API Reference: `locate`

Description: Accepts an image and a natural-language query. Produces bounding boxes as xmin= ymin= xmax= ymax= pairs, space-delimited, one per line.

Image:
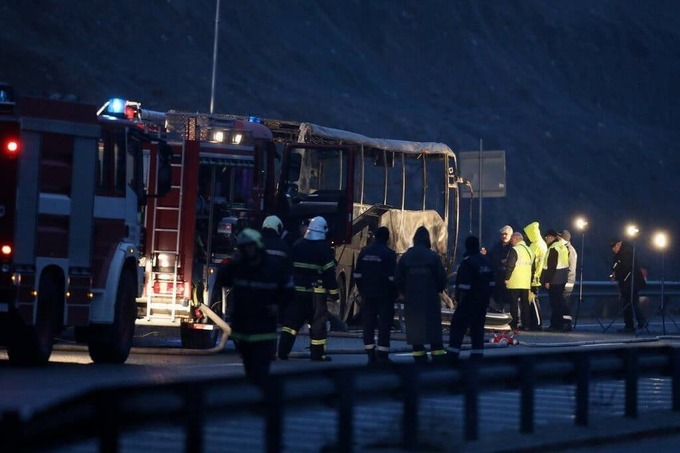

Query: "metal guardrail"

xmin=1 ymin=344 xmax=680 ymax=452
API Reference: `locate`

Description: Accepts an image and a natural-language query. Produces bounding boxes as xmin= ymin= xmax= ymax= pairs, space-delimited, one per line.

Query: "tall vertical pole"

xmin=209 ymin=0 xmax=221 ymax=114
xmin=574 ymin=231 xmax=585 ymax=329
xmin=478 ymin=139 xmax=483 ymax=245
xmin=630 ymin=240 xmax=637 ymax=328
xmin=661 ymin=249 xmax=666 ymax=335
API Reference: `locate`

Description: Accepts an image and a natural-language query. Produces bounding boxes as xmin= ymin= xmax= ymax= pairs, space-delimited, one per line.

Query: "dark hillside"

xmin=1 ymin=0 xmax=679 ymax=279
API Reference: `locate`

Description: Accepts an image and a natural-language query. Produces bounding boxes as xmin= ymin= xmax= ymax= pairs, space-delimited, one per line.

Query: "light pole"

xmin=572 ymin=217 xmax=588 ymax=329
xmin=653 ymin=232 xmax=668 ymax=334
xmin=626 ymin=224 xmax=640 ymax=331
xmin=209 ymin=0 xmax=221 ymax=114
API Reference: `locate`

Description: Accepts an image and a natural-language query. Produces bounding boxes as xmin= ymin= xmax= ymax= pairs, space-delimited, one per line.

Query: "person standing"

xmin=560 ymin=229 xmax=578 ymax=331
xmin=396 ymin=226 xmax=448 ymax=364
xmin=523 ymin=221 xmax=547 ymax=329
xmin=610 ymin=238 xmax=647 ymax=333
xmin=261 ymin=215 xmax=294 ymax=320
xmin=277 ymin=216 xmax=339 ymax=361
xmin=504 ymin=232 xmax=535 ymax=330
xmin=212 ymin=228 xmax=293 ymax=385
xmin=541 ymin=229 xmax=570 ymax=332
xmin=448 ymin=235 xmax=493 ymax=363
xmin=487 ymin=225 xmax=514 ymax=313
xmin=353 ymin=226 xmax=397 ymax=365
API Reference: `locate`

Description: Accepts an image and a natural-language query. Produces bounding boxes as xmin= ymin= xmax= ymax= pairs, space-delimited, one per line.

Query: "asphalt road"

xmin=3 ymin=319 xmax=680 ymax=452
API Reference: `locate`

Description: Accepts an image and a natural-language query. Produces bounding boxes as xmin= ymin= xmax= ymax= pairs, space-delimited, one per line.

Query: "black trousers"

xmin=278 ymin=292 xmax=328 ymax=360
xmin=548 ymin=284 xmax=566 ymax=328
xmin=448 ymin=300 xmax=487 ymax=354
xmin=621 ymin=289 xmax=646 ymax=328
xmin=507 ymin=288 xmax=530 ymax=330
xmin=362 ymin=294 xmax=395 ymax=349
xmin=236 ymin=339 xmax=276 ymax=385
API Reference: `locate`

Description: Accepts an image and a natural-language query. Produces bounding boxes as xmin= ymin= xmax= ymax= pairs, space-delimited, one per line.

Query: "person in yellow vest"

xmin=504 ymin=232 xmax=536 ymax=330
xmin=541 ymin=229 xmax=570 ymax=332
xmin=523 ymin=221 xmax=548 ymax=329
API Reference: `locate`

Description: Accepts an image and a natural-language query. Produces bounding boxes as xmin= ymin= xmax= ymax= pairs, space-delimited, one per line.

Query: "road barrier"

xmin=1 ymin=343 xmax=680 ymax=452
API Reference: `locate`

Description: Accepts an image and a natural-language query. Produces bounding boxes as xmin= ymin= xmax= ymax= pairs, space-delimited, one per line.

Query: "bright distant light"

xmin=213 ymin=130 xmax=224 ymax=142
xmin=574 ymin=217 xmax=588 ymax=231
xmin=1 ymin=244 xmax=11 ymax=255
xmin=232 ymin=133 xmax=243 ymax=145
xmin=626 ymin=224 xmax=639 ymax=238
xmin=653 ymin=232 xmax=668 ymax=250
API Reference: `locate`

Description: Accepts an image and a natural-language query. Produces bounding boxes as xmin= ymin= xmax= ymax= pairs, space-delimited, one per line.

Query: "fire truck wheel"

xmin=7 ymin=275 xmax=61 ymax=365
xmin=88 ymin=269 xmax=137 ymax=364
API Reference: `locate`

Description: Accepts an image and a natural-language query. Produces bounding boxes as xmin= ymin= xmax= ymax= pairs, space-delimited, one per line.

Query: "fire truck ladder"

xmin=146 ymin=148 xmax=187 ymax=324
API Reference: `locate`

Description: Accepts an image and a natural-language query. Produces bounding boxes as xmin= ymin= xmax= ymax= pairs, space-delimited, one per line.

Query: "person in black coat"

xmin=610 ymin=238 xmax=647 ymax=332
xmin=395 ymin=226 xmax=448 ymax=364
xmin=261 ymin=215 xmax=294 ymax=317
xmin=486 ymin=225 xmax=513 ymax=313
xmin=213 ymin=228 xmax=294 ymax=385
xmin=448 ymin=235 xmax=494 ymax=363
xmin=354 ymin=226 xmax=397 ymax=365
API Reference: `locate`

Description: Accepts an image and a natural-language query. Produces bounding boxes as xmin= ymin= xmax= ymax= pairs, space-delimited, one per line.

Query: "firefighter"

xmin=542 ymin=229 xmax=570 ymax=332
xmin=448 ymin=235 xmax=493 ymax=363
xmin=353 ymin=226 xmax=397 ymax=365
xmin=278 ymin=216 xmax=339 ymax=361
xmin=261 ymin=215 xmax=294 ymax=317
xmin=396 ymin=226 xmax=448 ymax=364
xmin=212 ymin=228 xmax=293 ymax=385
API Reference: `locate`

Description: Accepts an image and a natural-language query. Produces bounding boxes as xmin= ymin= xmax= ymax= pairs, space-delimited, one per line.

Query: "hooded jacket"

xmin=523 ymin=222 xmax=548 ymax=288
xmin=395 ymin=227 xmax=447 ymax=345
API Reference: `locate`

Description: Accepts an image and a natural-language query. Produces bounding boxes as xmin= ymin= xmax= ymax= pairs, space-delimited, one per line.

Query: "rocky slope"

xmin=1 ymin=0 xmax=679 ymax=279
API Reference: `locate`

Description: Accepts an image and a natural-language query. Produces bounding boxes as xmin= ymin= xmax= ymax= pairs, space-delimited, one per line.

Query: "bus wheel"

xmin=7 ymin=275 xmax=61 ymax=365
xmin=337 ymin=275 xmax=349 ymax=323
xmin=89 ymin=269 xmax=136 ymax=364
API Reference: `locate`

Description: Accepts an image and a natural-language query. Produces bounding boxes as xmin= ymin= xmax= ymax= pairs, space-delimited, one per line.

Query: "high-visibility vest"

xmin=543 ymin=241 xmax=569 ymax=283
xmin=506 ymin=242 xmax=534 ymax=289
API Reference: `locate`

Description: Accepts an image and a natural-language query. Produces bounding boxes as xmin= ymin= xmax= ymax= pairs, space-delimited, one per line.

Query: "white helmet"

xmin=262 ymin=215 xmax=283 ymax=236
xmin=305 ymin=216 xmax=328 ymax=240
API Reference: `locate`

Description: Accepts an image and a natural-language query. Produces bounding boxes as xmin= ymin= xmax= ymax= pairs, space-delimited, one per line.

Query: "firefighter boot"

xmin=366 ymin=347 xmax=378 ymax=366
xmin=277 ymin=330 xmax=296 ymax=360
xmin=375 ymin=349 xmax=392 ymax=365
xmin=310 ymin=340 xmax=331 ymax=361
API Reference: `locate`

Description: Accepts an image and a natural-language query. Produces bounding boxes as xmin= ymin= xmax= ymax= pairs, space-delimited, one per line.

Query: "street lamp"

xmin=626 ymin=224 xmax=640 ymax=332
xmin=653 ymin=232 xmax=668 ymax=334
xmin=572 ymin=217 xmax=588 ymax=328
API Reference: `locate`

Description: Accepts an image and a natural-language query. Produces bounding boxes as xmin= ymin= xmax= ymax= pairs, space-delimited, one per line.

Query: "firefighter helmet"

xmin=236 ymin=228 xmax=264 ymax=249
xmin=305 ymin=216 xmax=328 ymax=240
xmin=262 ymin=215 xmax=284 ymax=236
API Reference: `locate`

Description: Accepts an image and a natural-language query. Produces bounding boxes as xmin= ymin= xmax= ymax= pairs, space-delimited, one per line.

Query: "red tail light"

xmin=1 ymin=244 xmax=11 ymax=256
xmin=4 ymin=138 xmax=19 ymax=155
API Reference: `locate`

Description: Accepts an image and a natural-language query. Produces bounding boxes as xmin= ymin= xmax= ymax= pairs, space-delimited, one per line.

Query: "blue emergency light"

xmin=108 ymin=98 xmax=126 ymax=115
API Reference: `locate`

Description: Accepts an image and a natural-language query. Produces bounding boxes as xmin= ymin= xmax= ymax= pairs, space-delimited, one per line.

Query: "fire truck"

xmin=108 ymin=100 xmax=278 ymax=348
xmin=0 ymin=85 xmax=172 ymax=365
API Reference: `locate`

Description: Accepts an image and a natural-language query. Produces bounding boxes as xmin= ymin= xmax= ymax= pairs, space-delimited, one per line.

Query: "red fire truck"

xmin=110 ymin=100 xmax=278 ymax=348
xmin=0 ymin=86 xmax=172 ymax=365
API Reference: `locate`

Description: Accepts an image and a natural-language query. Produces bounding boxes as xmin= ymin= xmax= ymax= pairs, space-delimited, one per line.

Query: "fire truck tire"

xmin=7 ymin=275 xmax=60 ymax=365
xmin=88 ymin=269 xmax=136 ymax=364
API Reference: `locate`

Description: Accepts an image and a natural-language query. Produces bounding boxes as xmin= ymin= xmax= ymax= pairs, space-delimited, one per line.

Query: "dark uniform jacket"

xmin=488 ymin=240 xmax=512 ymax=285
xmin=395 ymin=228 xmax=447 ymax=345
xmin=291 ymin=238 xmax=339 ymax=298
xmin=455 ymin=251 xmax=493 ymax=306
xmin=354 ymin=238 xmax=397 ymax=300
xmin=612 ymin=241 xmax=646 ymax=293
xmin=214 ymin=250 xmax=293 ymax=340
